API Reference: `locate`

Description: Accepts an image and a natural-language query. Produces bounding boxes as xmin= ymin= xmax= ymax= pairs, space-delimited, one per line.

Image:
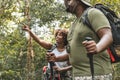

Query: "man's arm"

xmin=82 ymin=27 xmax=113 ymax=54
xmin=96 ymin=27 xmax=113 ymax=53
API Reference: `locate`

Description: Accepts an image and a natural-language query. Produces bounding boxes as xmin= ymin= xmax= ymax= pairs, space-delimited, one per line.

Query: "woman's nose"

xmin=56 ymin=35 xmax=60 ymax=38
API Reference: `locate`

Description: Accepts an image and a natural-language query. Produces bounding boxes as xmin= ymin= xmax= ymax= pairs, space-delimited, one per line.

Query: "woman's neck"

xmin=57 ymin=43 xmax=65 ymax=48
xmin=57 ymin=44 xmax=66 ymax=52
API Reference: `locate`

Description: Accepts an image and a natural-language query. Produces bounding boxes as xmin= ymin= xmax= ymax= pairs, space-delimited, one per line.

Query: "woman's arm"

xmin=46 ymin=53 xmax=69 ymax=62
xmin=22 ymin=25 xmax=52 ymax=49
xmin=53 ymin=65 xmax=72 ymax=72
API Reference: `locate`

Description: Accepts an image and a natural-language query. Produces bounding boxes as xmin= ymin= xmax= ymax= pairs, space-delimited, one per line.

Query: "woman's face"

xmin=55 ymin=32 xmax=64 ymax=44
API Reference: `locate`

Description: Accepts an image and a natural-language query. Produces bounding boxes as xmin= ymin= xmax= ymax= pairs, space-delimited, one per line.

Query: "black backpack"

xmin=82 ymin=4 xmax=120 ymax=63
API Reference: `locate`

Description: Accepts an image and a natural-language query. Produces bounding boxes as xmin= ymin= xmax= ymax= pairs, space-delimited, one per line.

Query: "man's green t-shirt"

xmin=67 ymin=8 xmax=112 ymax=77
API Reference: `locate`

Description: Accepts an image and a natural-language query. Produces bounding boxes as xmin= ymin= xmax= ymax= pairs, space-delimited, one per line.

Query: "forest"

xmin=0 ymin=0 xmax=120 ymax=80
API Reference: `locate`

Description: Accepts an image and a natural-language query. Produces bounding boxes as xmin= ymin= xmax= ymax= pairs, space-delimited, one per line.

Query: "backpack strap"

xmin=81 ymin=7 xmax=99 ymax=39
xmin=47 ymin=43 xmax=57 ymax=52
xmin=51 ymin=43 xmax=57 ymax=51
xmin=82 ymin=7 xmax=95 ymax=32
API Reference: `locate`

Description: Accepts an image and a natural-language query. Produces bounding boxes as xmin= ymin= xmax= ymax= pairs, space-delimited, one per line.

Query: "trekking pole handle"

xmin=47 ymin=50 xmax=55 ymax=66
xmin=47 ymin=50 xmax=55 ymax=77
xmin=85 ymin=37 xmax=92 ymax=41
xmin=85 ymin=37 xmax=93 ymax=56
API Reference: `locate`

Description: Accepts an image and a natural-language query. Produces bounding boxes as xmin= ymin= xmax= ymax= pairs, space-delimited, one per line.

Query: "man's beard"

xmin=65 ymin=4 xmax=78 ymax=14
xmin=65 ymin=6 xmax=74 ymax=14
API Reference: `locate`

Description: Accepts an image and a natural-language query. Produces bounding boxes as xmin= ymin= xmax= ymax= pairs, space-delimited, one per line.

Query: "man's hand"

xmin=82 ymin=40 xmax=97 ymax=54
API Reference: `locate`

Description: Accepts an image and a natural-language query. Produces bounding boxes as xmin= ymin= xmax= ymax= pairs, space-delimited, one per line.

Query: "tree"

xmin=0 ymin=0 xmax=120 ymax=80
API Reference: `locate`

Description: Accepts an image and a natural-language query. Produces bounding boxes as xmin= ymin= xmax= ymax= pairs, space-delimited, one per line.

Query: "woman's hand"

xmin=53 ymin=66 xmax=63 ymax=72
xmin=22 ymin=25 xmax=30 ymax=32
xmin=46 ymin=52 xmax=56 ymax=62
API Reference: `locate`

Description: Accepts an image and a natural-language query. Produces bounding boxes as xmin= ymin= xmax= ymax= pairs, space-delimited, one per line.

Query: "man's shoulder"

xmin=88 ymin=7 xmax=103 ymax=16
xmin=81 ymin=7 xmax=104 ymax=22
xmin=87 ymin=7 xmax=107 ymax=23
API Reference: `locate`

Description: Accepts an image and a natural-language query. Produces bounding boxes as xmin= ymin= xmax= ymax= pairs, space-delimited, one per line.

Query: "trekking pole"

xmin=47 ymin=50 xmax=55 ymax=80
xmin=85 ymin=37 xmax=94 ymax=80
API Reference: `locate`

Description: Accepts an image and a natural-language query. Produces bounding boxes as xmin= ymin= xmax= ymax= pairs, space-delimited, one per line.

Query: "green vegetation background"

xmin=0 ymin=0 xmax=120 ymax=80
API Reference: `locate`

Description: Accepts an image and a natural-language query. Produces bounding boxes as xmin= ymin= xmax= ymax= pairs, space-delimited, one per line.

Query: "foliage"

xmin=0 ymin=0 xmax=120 ymax=80
xmin=91 ymin=0 xmax=120 ymax=17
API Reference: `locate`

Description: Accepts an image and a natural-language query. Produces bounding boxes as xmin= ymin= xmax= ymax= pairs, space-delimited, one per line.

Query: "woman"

xmin=22 ymin=25 xmax=72 ymax=80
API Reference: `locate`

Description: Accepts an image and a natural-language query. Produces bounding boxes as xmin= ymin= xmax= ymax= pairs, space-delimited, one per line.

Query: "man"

xmin=47 ymin=0 xmax=113 ymax=80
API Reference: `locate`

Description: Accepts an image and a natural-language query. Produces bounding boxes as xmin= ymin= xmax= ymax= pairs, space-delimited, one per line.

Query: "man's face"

xmin=64 ymin=0 xmax=78 ymax=14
